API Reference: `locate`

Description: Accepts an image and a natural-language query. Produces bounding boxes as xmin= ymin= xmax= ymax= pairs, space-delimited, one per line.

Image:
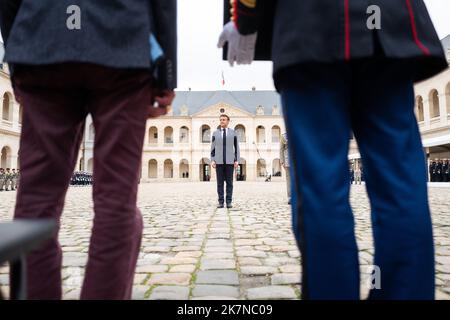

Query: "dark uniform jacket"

xmin=224 ymin=0 xmax=447 ymax=85
xmin=0 ymin=0 xmax=177 ymax=88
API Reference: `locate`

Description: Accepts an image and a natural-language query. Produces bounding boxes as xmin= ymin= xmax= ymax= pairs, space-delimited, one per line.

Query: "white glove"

xmin=217 ymin=21 xmax=257 ymax=67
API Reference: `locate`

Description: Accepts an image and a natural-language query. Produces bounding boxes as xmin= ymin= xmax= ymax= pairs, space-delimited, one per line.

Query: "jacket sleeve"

xmin=225 ymin=0 xmax=265 ymax=35
xmin=234 ymin=133 xmax=240 ymax=163
xmin=149 ymin=0 xmax=177 ymax=89
xmin=0 ymin=0 xmax=22 ymax=45
xmin=210 ymin=133 xmax=216 ymax=162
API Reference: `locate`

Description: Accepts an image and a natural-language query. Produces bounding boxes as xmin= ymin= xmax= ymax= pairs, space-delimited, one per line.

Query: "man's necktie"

xmin=223 ymin=128 xmax=226 ymax=164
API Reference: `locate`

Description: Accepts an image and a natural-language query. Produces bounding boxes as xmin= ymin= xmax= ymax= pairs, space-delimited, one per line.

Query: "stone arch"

xmin=236 ymin=157 xmax=246 ymax=181
xmin=257 ymin=159 xmax=267 ymax=177
xmin=271 ymin=125 xmax=281 ymax=143
xmin=256 ymin=125 xmax=266 ymax=143
xmin=164 ymin=159 xmax=173 ymax=178
xmin=148 ymin=159 xmax=158 ymax=178
xmin=429 ymin=89 xmax=440 ymax=118
xmin=149 ymin=126 xmax=158 ymax=144
xmin=272 ymin=158 xmax=282 ymax=177
xmin=88 ymin=123 xmax=95 ymax=141
xmin=416 ymin=96 xmax=424 ymax=122
xmin=445 ymin=82 xmax=450 ymax=114
xmin=164 ymin=126 xmax=173 ymax=144
xmin=179 ymin=126 xmax=189 ymax=143
xmin=234 ymin=124 xmax=246 ymax=142
xmin=179 ymin=159 xmax=189 ymax=178
xmin=2 ymin=92 xmax=13 ymax=121
xmin=1 ymin=145 xmax=12 ymax=168
xmin=200 ymin=124 xmax=211 ymax=143
xmin=199 ymin=158 xmax=211 ymax=181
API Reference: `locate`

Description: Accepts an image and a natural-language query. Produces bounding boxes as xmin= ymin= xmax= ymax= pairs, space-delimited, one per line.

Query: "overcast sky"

xmin=177 ymin=0 xmax=450 ymax=91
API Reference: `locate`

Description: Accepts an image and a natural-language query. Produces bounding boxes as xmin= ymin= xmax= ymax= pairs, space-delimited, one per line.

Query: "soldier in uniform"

xmin=280 ymin=132 xmax=291 ymax=204
xmin=429 ymin=159 xmax=436 ymax=182
xmin=219 ymin=0 xmax=447 ymax=299
xmin=436 ymin=159 xmax=443 ymax=182
xmin=16 ymin=168 xmax=20 ymax=190
xmin=0 ymin=168 xmax=4 ymax=191
xmin=443 ymin=159 xmax=449 ymax=183
xmin=447 ymin=159 xmax=450 ymax=182
xmin=4 ymin=168 xmax=12 ymax=191
xmin=11 ymin=168 xmax=17 ymax=190
xmin=349 ymin=166 xmax=354 ymax=185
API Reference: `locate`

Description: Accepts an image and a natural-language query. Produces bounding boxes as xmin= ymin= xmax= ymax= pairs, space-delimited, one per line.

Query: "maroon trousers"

xmin=11 ymin=63 xmax=151 ymax=299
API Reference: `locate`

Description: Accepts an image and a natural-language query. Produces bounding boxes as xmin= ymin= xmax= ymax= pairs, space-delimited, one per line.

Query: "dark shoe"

xmin=217 ymin=203 xmax=224 ymax=208
xmin=226 ymin=203 xmax=232 ymax=208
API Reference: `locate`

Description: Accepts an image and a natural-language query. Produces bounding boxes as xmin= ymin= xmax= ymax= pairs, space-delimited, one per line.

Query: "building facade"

xmin=0 ymin=62 xmax=21 ymax=170
xmin=2 ymin=36 xmax=450 ymax=182
xmin=79 ymin=90 xmax=286 ymax=182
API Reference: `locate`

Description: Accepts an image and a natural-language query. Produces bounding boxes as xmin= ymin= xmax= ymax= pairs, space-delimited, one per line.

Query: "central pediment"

xmin=192 ymin=102 xmax=254 ymax=118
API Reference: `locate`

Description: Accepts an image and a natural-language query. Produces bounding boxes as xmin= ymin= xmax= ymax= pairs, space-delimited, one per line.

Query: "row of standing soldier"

xmin=70 ymin=171 xmax=93 ymax=186
xmin=0 ymin=168 xmax=20 ymax=191
xmin=429 ymin=159 xmax=450 ymax=182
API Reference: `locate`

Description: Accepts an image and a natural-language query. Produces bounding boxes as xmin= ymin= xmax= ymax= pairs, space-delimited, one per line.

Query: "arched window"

xmin=257 ymin=159 xmax=267 ymax=177
xmin=88 ymin=123 xmax=95 ymax=141
xmin=445 ymin=82 xmax=450 ymax=115
xmin=429 ymin=89 xmax=440 ymax=118
xmin=179 ymin=159 xmax=189 ymax=178
xmin=180 ymin=126 xmax=189 ymax=143
xmin=148 ymin=159 xmax=158 ymax=178
xmin=164 ymin=126 xmax=173 ymax=144
xmin=2 ymin=92 xmax=12 ymax=121
xmin=1 ymin=146 xmax=11 ymax=168
xmin=256 ymin=126 xmax=266 ymax=143
xmin=234 ymin=124 xmax=246 ymax=142
xmin=416 ymin=96 xmax=424 ymax=122
xmin=164 ymin=159 xmax=173 ymax=178
xmin=149 ymin=126 xmax=158 ymax=144
xmin=272 ymin=159 xmax=282 ymax=177
xmin=201 ymin=125 xmax=211 ymax=143
xmin=271 ymin=125 xmax=281 ymax=143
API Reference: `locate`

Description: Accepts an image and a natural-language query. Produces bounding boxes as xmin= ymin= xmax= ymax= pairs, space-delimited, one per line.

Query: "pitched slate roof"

xmin=172 ymin=90 xmax=282 ymax=116
xmin=0 ymin=42 xmax=5 ymax=63
xmin=442 ymin=35 xmax=450 ymax=62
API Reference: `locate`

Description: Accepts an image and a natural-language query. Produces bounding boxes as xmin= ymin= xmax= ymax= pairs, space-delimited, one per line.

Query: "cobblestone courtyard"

xmin=1 ymin=181 xmax=450 ymax=300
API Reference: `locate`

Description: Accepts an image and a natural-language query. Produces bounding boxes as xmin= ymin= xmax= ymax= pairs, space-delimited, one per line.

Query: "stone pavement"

xmin=0 ymin=182 xmax=449 ymax=300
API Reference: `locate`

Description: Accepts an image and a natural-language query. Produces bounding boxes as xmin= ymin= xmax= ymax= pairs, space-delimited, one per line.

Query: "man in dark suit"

xmin=210 ymin=114 xmax=240 ymax=208
xmin=219 ymin=0 xmax=447 ymax=299
xmin=0 ymin=0 xmax=176 ymax=299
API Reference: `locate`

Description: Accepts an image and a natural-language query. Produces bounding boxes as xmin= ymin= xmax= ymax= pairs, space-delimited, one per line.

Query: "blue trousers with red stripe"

xmin=280 ymin=60 xmax=435 ymax=300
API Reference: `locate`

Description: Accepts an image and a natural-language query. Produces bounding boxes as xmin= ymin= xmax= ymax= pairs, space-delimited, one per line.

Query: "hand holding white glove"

xmin=217 ymin=21 xmax=257 ymax=67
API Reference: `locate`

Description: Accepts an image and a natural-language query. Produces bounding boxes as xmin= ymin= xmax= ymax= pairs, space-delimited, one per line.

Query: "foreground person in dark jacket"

xmin=219 ymin=0 xmax=448 ymax=299
xmin=0 ymin=0 xmax=176 ymax=299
